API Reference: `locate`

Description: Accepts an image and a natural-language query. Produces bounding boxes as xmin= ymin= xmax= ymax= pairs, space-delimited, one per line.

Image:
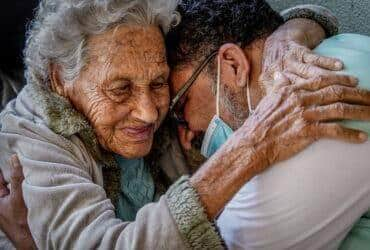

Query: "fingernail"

xmin=350 ymin=76 xmax=359 ymax=85
xmin=359 ymin=132 xmax=368 ymax=141
xmin=335 ymin=61 xmax=343 ymax=70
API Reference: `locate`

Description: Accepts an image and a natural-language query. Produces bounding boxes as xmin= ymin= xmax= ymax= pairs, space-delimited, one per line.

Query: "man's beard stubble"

xmin=183 ymin=79 xmax=250 ymax=172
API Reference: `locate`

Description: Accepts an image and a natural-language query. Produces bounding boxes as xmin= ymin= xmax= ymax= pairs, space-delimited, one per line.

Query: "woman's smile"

xmin=121 ymin=124 xmax=154 ymax=141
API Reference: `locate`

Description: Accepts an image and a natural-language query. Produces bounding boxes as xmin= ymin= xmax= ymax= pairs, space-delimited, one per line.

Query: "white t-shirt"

xmin=217 ymin=140 xmax=370 ymax=250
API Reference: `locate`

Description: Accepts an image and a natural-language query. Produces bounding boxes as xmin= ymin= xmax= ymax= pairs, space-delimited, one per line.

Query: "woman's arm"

xmin=261 ymin=5 xmax=342 ymax=92
xmin=191 ymin=72 xmax=370 ymax=219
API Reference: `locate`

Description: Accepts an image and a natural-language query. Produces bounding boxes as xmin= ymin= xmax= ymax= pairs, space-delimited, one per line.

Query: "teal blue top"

xmin=114 ymin=155 xmax=155 ymax=221
xmin=314 ymin=34 xmax=370 ymax=250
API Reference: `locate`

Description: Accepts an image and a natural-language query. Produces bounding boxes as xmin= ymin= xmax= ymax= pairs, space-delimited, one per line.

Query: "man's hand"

xmin=0 ymin=155 xmax=36 ymax=250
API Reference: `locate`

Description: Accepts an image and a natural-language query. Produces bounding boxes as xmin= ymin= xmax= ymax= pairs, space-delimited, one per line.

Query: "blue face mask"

xmin=200 ymin=115 xmax=234 ymax=158
xmin=200 ymin=55 xmax=254 ymax=158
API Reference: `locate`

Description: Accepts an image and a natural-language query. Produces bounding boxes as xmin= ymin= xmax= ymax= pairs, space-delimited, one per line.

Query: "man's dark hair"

xmin=166 ymin=0 xmax=284 ymax=68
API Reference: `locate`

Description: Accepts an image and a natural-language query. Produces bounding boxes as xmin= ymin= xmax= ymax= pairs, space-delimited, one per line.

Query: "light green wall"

xmin=267 ymin=0 xmax=370 ymax=35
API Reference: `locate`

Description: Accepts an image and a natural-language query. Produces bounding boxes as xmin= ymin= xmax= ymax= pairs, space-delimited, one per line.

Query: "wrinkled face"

xmin=65 ymin=25 xmax=170 ymax=159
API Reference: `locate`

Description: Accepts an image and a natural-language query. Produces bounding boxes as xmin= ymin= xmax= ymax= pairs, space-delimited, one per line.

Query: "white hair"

xmin=24 ymin=0 xmax=180 ymax=86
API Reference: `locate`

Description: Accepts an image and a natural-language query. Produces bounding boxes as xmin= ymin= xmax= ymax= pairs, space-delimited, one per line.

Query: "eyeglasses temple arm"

xmin=169 ymin=51 xmax=218 ymax=112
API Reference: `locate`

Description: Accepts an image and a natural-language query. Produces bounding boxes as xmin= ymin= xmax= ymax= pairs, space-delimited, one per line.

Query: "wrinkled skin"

xmin=190 ymin=71 xmax=370 ymax=218
xmin=171 ymin=21 xmax=370 ymax=217
xmin=3 ymin=19 xmax=370 ymax=247
xmin=260 ymin=18 xmax=344 ymax=93
xmin=0 ymin=24 xmax=171 ymax=249
xmin=170 ymin=20 xmax=363 ymax=153
xmin=54 ymin=25 xmax=170 ymax=159
xmin=0 ymin=156 xmax=36 ymax=250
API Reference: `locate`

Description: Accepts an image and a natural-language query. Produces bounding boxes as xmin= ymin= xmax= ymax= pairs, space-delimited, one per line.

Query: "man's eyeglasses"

xmin=169 ymin=51 xmax=218 ymax=126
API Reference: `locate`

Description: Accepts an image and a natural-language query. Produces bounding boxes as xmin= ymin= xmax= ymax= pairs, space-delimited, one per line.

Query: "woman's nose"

xmin=131 ymin=91 xmax=158 ymax=124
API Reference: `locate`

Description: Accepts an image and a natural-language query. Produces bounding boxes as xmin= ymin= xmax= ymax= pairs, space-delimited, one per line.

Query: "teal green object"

xmin=314 ymin=33 xmax=370 ymax=135
xmin=114 ymin=155 xmax=155 ymax=221
xmin=339 ymin=217 xmax=370 ymax=250
xmin=314 ymin=34 xmax=370 ymax=250
xmin=200 ymin=116 xmax=234 ymax=158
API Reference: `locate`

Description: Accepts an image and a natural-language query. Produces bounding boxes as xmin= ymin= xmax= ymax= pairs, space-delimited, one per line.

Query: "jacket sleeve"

xmin=0 ymin=111 xmax=223 ymax=249
xmin=280 ymin=4 xmax=339 ymax=37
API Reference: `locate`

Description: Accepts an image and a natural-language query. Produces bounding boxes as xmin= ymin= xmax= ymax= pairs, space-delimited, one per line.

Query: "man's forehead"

xmin=169 ymin=65 xmax=195 ymax=97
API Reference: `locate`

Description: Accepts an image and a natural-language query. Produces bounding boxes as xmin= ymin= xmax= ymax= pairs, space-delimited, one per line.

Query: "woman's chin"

xmin=113 ymin=140 xmax=153 ymax=159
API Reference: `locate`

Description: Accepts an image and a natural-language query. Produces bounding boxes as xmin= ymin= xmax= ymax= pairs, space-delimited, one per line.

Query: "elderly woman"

xmin=0 ymin=0 xmax=367 ymax=249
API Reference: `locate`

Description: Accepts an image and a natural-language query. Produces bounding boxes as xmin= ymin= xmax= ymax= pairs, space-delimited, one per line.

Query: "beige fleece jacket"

xmin=0 ymin=84 xmax=223 ymax=250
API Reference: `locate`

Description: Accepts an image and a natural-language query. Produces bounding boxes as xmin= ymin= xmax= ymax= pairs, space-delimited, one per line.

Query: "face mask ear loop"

xmin=246 ymin=76 xmax=254 ymax=115
xmin=216 ymin=54 xmax=221 ymax=117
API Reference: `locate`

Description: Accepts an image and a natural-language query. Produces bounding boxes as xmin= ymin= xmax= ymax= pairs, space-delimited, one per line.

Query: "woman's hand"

xmin=261 ymin=40 xmax=343 ymax=93
xmin=239 ymin=72 xmax=369 ymax=172
xmin=0 ymin=155 xmax=36 ymax=250
xmin=261 ymin=18 xmax=343 ymax=93
xmin=192 ymin=73 xmax=370 ymax=219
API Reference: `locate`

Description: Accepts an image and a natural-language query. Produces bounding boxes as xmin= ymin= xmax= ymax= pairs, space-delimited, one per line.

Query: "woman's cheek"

xmin=151 ymin=90 xmax=169 ymax=130
xmin=158 ymin=87 xmax=170 ymax=109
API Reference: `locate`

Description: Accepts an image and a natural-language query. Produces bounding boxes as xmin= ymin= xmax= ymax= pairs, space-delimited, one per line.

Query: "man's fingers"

xmin=303 ymin=52 xmax=343 ymax=71
xmin=10 ymin=155 xmax=24 ymax=193
xmin=304 ymin=103 xmax=370 ymax=122
xmin=313 ymin=123 xmax=368 ymax=143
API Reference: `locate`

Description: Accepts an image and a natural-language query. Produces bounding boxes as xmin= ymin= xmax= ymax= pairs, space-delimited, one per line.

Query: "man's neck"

xmin=242 ymin=38 xmax=266 ymax=115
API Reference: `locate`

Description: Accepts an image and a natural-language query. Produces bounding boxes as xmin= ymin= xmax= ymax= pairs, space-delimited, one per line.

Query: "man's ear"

xmin=177 ymin=126 xmax=195 ymax=151
xmin=49 ymin=63 xmax=66 ymax=97
xmin=218 ymin=43 xmax=250 ymax=87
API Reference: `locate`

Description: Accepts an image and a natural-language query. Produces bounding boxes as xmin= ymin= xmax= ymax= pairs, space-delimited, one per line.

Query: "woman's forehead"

xmin=86 ymin=25 xmax=169 ymax=82
xmin=88 ymin=25 xmax=166 ymax=63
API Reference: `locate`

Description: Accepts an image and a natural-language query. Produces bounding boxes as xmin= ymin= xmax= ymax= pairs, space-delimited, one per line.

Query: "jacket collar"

xmin=26 ymin=83 xmax=118 ymax=169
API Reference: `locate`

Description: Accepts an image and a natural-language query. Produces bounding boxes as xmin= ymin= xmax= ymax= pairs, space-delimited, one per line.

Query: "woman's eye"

xmin=151 ymin=82 xmax=167 ymax=90
xmin=110 ymin=85 xmax=130 ymax=96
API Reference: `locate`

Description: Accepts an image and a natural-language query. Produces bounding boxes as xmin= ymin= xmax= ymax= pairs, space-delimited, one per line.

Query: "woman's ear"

xmin=218 ymin=43 xmax=250 ymax=87
xmin=49 ymin=64 xmax=66 ymax=97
